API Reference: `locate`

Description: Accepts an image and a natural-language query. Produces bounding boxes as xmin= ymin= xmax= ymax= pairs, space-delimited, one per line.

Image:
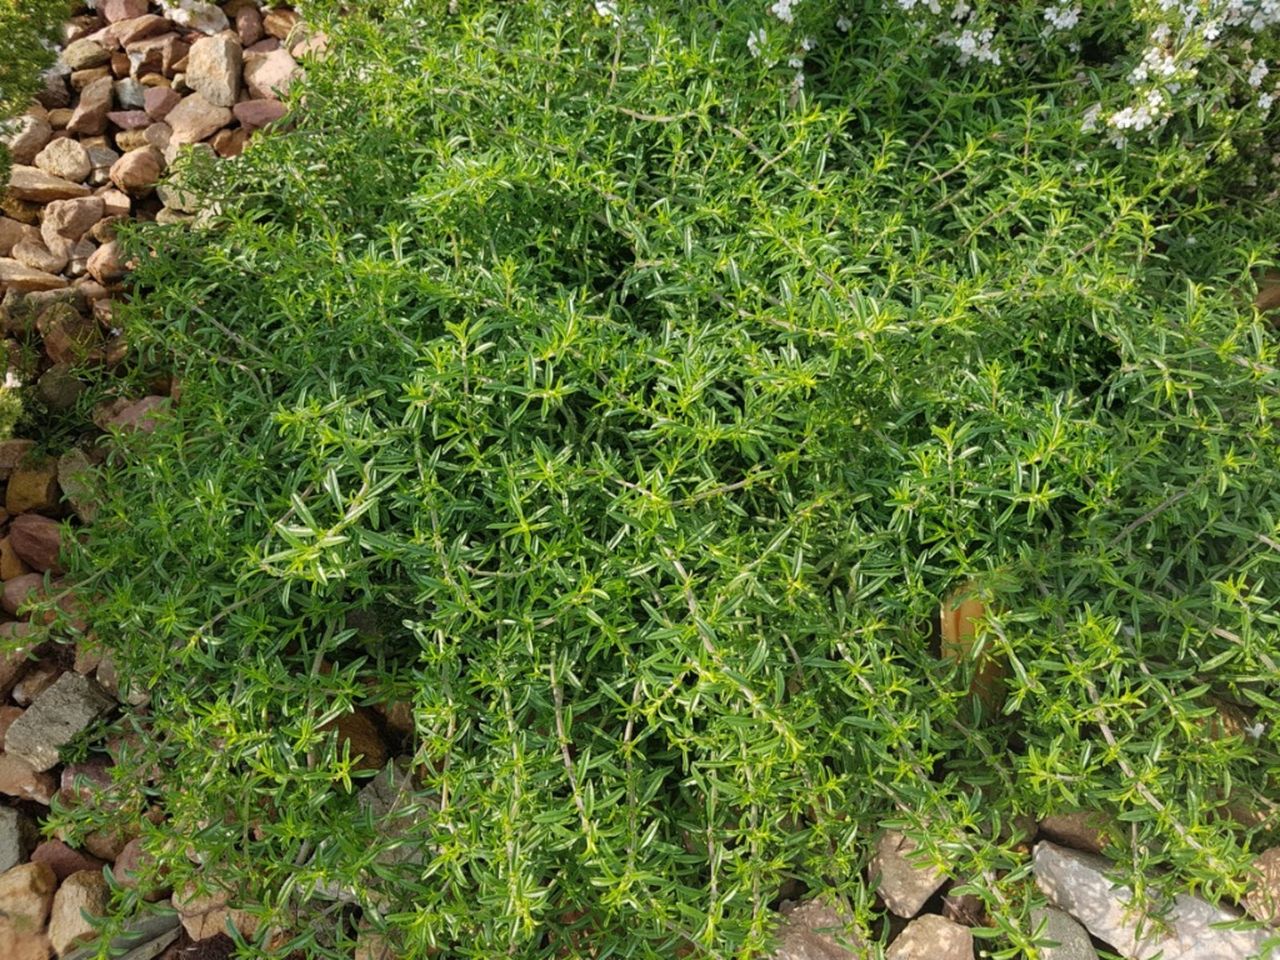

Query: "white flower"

xmin=769 ymin=0 xmax=797 ymax=24
xmin=1043 ymin=2 xmax=1081 ymax=32
xmin=788 ymin=55 xmax=805 ymax=69
xmin=947 ymin=25 xmax=1000 ymax=65
xmin=793 ymin=70 xmax=805 ymax=89
xmin=1081 ymin=103 xmax=1102 ymax=132
xmin=836 ymin=15 xmax=851 ymax=32
xmin=801 ymin=35 xmax=816 ymax=51
xmin=1248 ymin=59 xmax=1269 ymax=88
xmin=593 ymin=0 xmax=618 ymax=20
xmin=1260 ymin=91 xmax=1275 ymax=111
xmin=1131 ymin=46 xmax=1178 ymax=84
xmin=747 ymin=27 xmax=766 ymax=58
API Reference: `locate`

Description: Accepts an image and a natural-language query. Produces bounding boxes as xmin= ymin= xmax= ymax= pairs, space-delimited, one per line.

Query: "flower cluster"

xmin=1087 ymin=1 xmax=1280 ymax=144
xmin=747 ymin=0 xmax=1280 ymax=148
xmin=1043 ymin=3 xmax=1081 ymax=32
xmin=751 ymin=0 xmax=812 ymax=91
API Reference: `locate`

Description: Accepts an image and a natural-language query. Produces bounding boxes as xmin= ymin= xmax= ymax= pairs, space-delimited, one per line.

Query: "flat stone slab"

xmin=0 ymin=258 xmax=68 ymax=293
xmin=1034 ymin=842 xmax=1276 ymax=960
xmin=1030 ymin=905 xmax=1098 ymax=960
xmin=4 ymin=672 xmax=114 ymax=771
xmin=358 ymin=758 xmax=428 ymax=867
xmin=887 ymin=914 xmax=973 ymax=960
xmin=63 ymin=909 xmax=181 ymax=960
xmin=869 ymin=829 xmax=946 ymax=918
xmin=770 ymin=897 xmax=864 ymax=959
xmin=7 ymin=165 xmax=91 ymax=202
xmin=1244 ymin=847 xmax=1280 ymax=926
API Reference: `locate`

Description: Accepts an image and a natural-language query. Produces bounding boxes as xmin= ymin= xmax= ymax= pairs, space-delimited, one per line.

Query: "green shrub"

xmin=58 ymin=1 xmax=1280 ymax=957
xmin=0 ymin=0 xmax=70 ymax=181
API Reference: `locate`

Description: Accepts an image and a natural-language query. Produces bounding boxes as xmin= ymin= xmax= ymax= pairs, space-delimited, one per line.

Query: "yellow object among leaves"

xmin=939 ymin=582 xmax=1006 ymax=714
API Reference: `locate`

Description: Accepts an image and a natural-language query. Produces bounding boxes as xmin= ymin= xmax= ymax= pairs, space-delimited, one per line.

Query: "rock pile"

xmin=1 ymin=0 xmax=309 ymax=380
xmin=767 ymin=816 xmax=1280 ymax=959
xmin=0 ymin=3 xmax=315 ymax=957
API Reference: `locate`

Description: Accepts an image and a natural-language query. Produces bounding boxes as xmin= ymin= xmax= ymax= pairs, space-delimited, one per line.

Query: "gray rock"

xmin=49 ymin=869 xmax=110 ymax=956
xmin=86 ymin=143 xmax=121 ymax=170
xmin=4 ymin=673 xmax=115 ymax=772
xmin=887 ymin=914 xmax=973 ymax=960
xmin=114 ymin=78 xmax=147 ymax=111
xmin=186 ymin=34 xmax=241 ymax=107
xmin=358 ymin=758 xmax=428 ymax=867
xmin=1244 ymin=847 xmax=1280 ymax=927
xmin=1039 ymin=811 xmax=1111 ymax=856
xmin=307 ymin=761 xmax=432 ymax=905
xmin=0 ymin=257 xmax=68 ymax=293
xmin=62 ymin=908 xmax=181 ymax=960
xmin=154 ymin=208 xmax=194 ymax=226
xmin=1 ymin=115 xmax=54 ymax=165
xmin=7 ymin=164 xmax=91 ymax=202
xmin=38 ymin=364 xmax=86 ymax=413
xmin=67 ymin=75 xmax=115 ymax=137
xmin=61 ymin=38 xmax=112 ymax=71
xmin=243 ymin=47 xmax=299 ymax=100
xmin=38 ymin=70 xmax=71 ymax=109
xmin=57 ymin=450 xmax=96 ymax=527
xmin=1034 ymin=842 xmax=1276 ymax=960
xmin=869 ymin=830 xmax=946 ymax=918
xmin=34 ymin=138 xmax=92 ymax=184
xmin=0 ymin=805 xmax=38 ymax=872
xmin=158 ymin=0 xmax=229 ymax=34
xmin=1030 ymin=905 xmax=1098 ymax=960
xmin=156 ymin=181 xmax=199 ymax=214
xmin=770 ymin=898 xmax=865 ymax=959
xmin=165 ymin=93 xmax=232 ymax=145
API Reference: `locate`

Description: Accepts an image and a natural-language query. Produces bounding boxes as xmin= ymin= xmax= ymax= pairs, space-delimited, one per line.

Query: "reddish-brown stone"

xmin=37 ymin=302 xmax=102 ymax=366
xmin=0 ymin=704 xmax=25 ymax=747
xmin=9 ymin=514 xmax=66 ymax=575
xmin=232 ymin=98 xmax=285 ymax=131
xmin=67 ymin=76 xmax=115 ymax=137
xmin=102 ymin=0 xmax=149 ymax=23
xmin=0 ymin=537 xmax=33 ymax=581
xmin=0 ymin=751 xmax=56 ymax=804
xmin=30 ymin=839 xmax=107 ymax=883
xmin=106 ymin=395 xmax=169 ymax=434
xmin=1 ymin=573 xmax=47 ymax=617
xmin=5 ymin=456 xmax=61 ymax=515
xmin=109 ymin=147 xmax=163 ymax=197
xmin=0 ymin=440 xmax=36 ymax=478
xmin=107 ymin=110 xmax=153 ymax=130
xmin=144 ymin=86 xmax=182 ymax=120
xmin=236 ymin=6 xmax=263 ymax=47
xmin=319 ymin=708 xmax=389 ymax=772
xmin=111 ymin=15 xmax=171 ymax=48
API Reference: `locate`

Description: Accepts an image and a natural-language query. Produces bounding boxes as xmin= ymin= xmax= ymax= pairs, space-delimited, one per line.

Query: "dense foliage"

xmin=0 ymin=0 xmax=70 ymax=182
xmin=49 ymin=0 xmax=1280 ymax=956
